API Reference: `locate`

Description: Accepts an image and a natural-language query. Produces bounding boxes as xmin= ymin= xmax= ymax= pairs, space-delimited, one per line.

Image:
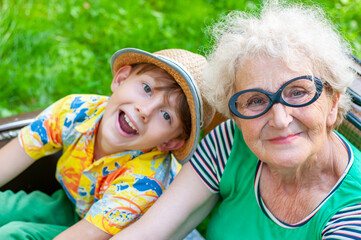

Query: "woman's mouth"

xmin=118 ymin=112 xmax=138 ymax=135
xmin=268 ymin=133 xmax=301 ymax=144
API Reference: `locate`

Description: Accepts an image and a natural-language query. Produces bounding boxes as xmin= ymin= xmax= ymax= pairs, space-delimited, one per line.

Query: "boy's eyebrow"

xmin=154 ymin=86 xmax=182 ymax=114
xmin=153 ymin=87 xmax=172 ymax=107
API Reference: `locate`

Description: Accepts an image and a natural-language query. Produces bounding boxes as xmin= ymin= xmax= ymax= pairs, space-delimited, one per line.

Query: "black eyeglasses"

xmin=228 ymin=75 xmax=324 ymax=119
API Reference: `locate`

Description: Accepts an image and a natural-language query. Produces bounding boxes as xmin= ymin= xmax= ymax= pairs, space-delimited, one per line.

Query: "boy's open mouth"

xmin=118 ymin=112 xmax=138 ymax=135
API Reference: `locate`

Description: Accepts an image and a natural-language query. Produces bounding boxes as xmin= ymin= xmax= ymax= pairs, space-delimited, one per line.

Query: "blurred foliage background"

xmin=0 ymin=0 xmax=360 ymax=118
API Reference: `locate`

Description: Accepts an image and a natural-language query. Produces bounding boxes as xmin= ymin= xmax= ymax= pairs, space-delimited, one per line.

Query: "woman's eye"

xmin=250 ymin=98 xmax=264 ymax=105
xmin=290 ymin=88 xmax=307 ymax=98
xmin=162 ymin=111 xmax=171 ymax=122
xmin=246 ymin=97 xmax=266 ymax=107
xmin=143 ymin=83 xmax=152 ymax=94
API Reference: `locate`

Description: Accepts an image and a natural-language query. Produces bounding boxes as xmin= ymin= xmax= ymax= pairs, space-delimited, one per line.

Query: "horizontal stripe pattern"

xmin=323 ymin=203 xmax=361 ymax=239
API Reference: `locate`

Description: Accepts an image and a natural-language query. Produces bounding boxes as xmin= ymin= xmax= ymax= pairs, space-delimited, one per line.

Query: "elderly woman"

xmin=112 ymin=2 xmax=361 ymax=240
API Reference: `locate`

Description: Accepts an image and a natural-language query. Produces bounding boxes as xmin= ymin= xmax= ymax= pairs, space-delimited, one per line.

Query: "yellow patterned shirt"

xmin=19 ymin=94 xmax=181 ymax=235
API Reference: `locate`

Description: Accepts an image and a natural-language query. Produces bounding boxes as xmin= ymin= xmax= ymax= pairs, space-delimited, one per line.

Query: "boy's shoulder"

xmin=58 ymin=94 xmax=109 ymax=111
xmin=49 ymin=94 xmax=109 ymax=135
xmin=61 ymin=94 xmax=109 ymax=108
xmin=49 ymin=94 xmax=109 ymax=129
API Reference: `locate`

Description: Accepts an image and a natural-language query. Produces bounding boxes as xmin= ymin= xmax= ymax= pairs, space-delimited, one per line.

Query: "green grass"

xmin=0 ymin=0 xmax=360 ymax=117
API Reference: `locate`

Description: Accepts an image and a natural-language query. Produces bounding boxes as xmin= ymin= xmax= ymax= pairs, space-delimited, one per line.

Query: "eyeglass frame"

xmin=228 ymin=75 xmax=324 ymax=119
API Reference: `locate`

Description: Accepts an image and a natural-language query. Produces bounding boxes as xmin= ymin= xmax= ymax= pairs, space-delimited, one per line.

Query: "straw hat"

xmin=111 ymin=48 xmax=217 ymax=164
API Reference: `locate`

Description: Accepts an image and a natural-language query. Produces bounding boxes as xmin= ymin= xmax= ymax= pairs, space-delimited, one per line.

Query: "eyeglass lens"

xmin=231 ymin=77 xmax=322 ymax=118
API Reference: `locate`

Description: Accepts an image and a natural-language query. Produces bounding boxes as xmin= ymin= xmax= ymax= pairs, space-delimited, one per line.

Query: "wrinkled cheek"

xmin=241 ymin=129 xmax=261 ymax=155
xmin=237 ymin=119 xmax=260 ymax=141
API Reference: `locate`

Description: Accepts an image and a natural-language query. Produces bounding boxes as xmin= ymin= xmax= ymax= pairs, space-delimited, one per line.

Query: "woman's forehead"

xmin=235 ymin=57 xmax=308 ymax=91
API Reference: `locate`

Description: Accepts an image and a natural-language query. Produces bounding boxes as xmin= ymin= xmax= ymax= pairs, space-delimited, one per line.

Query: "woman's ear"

xmin=111 ymin=65 xmax=132 ymax=92
xmin=326 ymin=93 xmax=340 ymax=127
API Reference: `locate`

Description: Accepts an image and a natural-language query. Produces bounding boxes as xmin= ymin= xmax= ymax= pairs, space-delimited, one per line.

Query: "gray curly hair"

xmin=203 ymin=1 xmax=355 ymax=129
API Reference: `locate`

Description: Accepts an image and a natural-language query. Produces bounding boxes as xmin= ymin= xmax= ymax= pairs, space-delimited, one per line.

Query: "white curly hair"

xmin=203 ymin=1 xmax=356 ymax=128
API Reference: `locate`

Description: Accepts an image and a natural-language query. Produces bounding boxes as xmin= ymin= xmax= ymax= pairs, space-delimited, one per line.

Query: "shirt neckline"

xmin=254 ymin=131 xmax=353 ymax=229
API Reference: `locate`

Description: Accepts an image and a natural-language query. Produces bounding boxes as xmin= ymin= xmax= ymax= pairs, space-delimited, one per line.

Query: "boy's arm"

xmin=111 ymin=162 xmax=219 ymax=240
xmin=0 ymin=138 xmax=35 ymax=187
xmin=54 ymin=219 xmax=112 ymax=240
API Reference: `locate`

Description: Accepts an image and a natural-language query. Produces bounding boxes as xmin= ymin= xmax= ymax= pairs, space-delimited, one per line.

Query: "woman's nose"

xmin=268 ymin=103 xmax=293 ymax=128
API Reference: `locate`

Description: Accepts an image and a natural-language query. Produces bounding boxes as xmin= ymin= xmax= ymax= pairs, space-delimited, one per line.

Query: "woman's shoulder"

xmin=323 ymin=202 xmax=361 ymax=238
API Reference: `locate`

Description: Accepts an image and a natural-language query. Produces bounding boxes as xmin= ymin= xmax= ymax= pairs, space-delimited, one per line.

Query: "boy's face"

xmin=96 ymin=65 xmax=185 ymax=157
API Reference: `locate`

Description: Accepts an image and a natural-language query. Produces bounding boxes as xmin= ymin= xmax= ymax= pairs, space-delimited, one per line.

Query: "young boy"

xmin=0 ymin=48 xmax=216 ymax=239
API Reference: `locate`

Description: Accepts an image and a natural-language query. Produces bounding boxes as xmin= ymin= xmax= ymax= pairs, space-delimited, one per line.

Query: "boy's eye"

xmin=162 ymin=111 xmax=171 ymax=122
xmin=143 ymin=83 xmax=152 ymax=94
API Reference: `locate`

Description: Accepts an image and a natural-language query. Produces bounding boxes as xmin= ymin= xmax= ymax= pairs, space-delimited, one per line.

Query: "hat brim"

xmin=110 ymin=48 xmax=202 ymax=164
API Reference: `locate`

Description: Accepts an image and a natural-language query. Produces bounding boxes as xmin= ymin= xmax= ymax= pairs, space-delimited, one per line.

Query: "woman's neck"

xmin=259 ymin=131 xmax=349 ymax=223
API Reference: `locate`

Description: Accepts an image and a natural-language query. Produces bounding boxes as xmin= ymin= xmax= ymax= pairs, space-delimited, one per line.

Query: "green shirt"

xmin=206 ymin=127 xmax=361 ymax=239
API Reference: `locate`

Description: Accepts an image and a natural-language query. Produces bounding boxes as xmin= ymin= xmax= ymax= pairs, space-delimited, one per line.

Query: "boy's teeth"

xmin=124 ymin=114 xmax=138 ymax=132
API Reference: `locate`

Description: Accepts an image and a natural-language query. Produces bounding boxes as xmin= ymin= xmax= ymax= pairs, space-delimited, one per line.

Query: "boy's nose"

xmin=135 ymin=98 xmax=161 ymax=123
xmin=268 ymin=103 xmax=293 ymax=128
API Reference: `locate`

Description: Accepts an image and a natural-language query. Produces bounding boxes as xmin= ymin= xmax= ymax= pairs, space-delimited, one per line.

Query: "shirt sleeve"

xmin=322 ymin=203 xmax=361 ymax=239
xmin=84 ymin=173 xmax=164 ymax=235
xmin=18 ymin=96 xmax=71 ymax=160
xmin=190 ymin=119 xmax=235 ymax=193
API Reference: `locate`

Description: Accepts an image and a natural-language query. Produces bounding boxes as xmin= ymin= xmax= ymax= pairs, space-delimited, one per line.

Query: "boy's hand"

xmin=0 ymin=138 xmax=35 ymax=187
xmin=54 ymin=219 xmax=111 ymax=240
